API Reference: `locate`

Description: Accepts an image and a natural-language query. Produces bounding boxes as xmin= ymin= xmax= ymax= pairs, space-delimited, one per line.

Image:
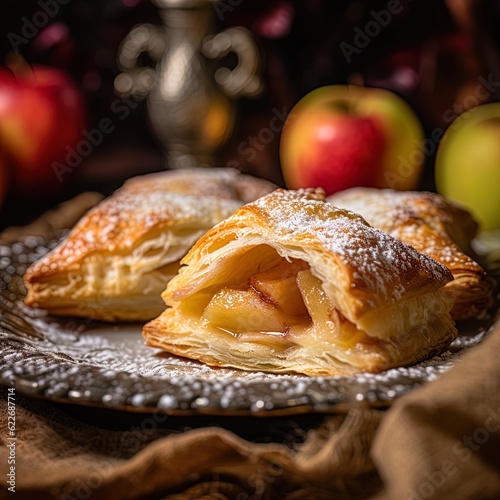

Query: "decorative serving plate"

xmin=0 ymin=236 xmax=498 ymax=416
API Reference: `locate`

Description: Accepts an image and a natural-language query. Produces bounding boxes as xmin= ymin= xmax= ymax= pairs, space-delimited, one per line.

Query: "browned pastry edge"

xmin=23 ymin=169 xmax=277 ymax=322
xmin=328 ymin=188 xmax=494 ymax=320
xmin=143 ymin=189 xmax=456 ymax=376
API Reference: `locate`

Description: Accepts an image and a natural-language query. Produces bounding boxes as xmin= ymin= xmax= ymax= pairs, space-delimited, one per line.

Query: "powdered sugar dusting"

xmin=122 ymin=167 xmax=276 ymax=203
xmin=328 ymin=188 xmax=482 ymax=271
xmin=26 ymin=191 xmax=241 ymax=278
xmin=329 ymin=189 xmax=450 ymax=233
xmin=2 ymin=236 xmax=498 ymax=415
xmin=26 ymin=169 xmax=276 ymax=280
xmin=246 ymin=189 xmax=452 ymax=301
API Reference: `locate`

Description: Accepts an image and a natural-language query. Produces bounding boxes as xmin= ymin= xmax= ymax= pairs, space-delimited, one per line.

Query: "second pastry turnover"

xmin=328 ymin=188 xmax=493 ymax=320
xmin=24 ymin=168 xmax=276 ymax=321
xmin=144 ymin=189 xmax=457 ymax=376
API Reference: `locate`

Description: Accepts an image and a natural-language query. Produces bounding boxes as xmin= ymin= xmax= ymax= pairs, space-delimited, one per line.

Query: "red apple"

xmin=0 ymin=56 xmax=85 ymax=196
xmin=0 ymin=150 xmax=9 ymax=207
xmin=280 ymin=85 xmax=424 ymax=195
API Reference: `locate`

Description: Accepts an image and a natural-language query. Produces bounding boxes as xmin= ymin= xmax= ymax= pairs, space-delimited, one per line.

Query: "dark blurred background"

xmin=1 ymin=0 xmax=500 ymax=230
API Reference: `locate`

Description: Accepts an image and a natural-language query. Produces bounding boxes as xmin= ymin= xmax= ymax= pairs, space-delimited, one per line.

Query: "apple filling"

xmin=203 ymin=259 xmax=310 ymax=336
xmin=192 ymin=250 xmax=369 ymax=350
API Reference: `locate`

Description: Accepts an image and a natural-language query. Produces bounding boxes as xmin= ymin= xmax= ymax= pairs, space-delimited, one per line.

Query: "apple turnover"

xmin=328 ymin=188 xmax=493 ymax=320
xmin=143 ymin=189 xmax=457 ymax=376
xmin=24 ymin=169 xmax=276 ymax=321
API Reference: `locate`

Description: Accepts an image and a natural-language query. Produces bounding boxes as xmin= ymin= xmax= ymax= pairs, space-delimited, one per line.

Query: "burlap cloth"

xmin=1 ymin=194 xmax=500 ymax=500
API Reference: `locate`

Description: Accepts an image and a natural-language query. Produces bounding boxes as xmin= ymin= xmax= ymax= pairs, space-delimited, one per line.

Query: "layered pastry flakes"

xmin=24 ymin=168 xmax=276 ymax=321
xmin=144 ymin=189 xmax=457 ymax=376
xmin=328 ymin=188 xmax=493 ymax=320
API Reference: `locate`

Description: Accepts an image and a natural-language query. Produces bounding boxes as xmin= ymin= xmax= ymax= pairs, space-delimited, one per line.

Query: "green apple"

xmin=436 ymin=103 xmax=500 ymax=232
xmin=280 ymin=85 xmax=424 ymax=195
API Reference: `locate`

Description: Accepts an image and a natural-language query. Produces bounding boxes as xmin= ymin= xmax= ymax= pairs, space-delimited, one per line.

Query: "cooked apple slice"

xmin=203 ymin=287 xmax=286 ymax=333
xmin=296 ymin=270 xmax=367 ymax=347
xmin=249 ymin=259 xmax=309 ymax=316
xmin=296 ymin=269 xmax=332 ymax=325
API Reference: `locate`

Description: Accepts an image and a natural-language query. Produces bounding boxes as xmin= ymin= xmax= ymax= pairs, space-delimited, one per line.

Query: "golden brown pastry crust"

xmin=122 ymin=167 xmax=276 ymax=203
xmin=24 ymin=168 xmax=277 ymax=321
xmin=328 ymin=188 xmax=493 ymax=320
xmin=143 ymin=189 xmax=456 ymax=376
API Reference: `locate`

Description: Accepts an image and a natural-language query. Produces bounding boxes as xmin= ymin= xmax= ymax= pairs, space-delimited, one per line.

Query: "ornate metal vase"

xmin=115 ymin=0 xmax=262 ymax=169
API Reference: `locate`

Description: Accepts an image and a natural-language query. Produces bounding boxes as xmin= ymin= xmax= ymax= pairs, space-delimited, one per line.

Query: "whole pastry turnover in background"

xmin=143 ymin=189 xmax=457 ymax=376
xmin=121 ymin=167 xmax=276 ymax=203
xmin=24 ymin=168 xmax=277 ymax=321
xmin=328 ymin=188 xmax=493 ymax=320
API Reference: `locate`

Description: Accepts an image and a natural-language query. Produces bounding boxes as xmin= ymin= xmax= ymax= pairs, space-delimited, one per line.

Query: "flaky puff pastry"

xmin=328 ymin=188 xmax=493 ymax=320
xmin=24 ymin=169 xmax=277 ymax=322
xmin=122 ymin=167 xmax=276 ymax=203
xmin=143 ymin=189 xmax=457 ymax=376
